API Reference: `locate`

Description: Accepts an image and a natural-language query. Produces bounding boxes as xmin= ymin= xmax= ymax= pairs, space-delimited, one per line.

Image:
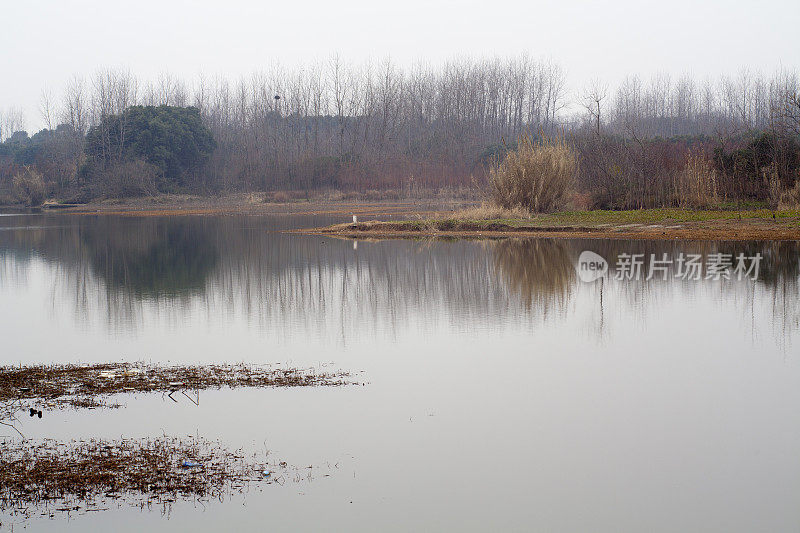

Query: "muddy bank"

xmin=297 ymin=217 xmax=800 ymax=242
xmin=33 ymin=194 xmax=468 ymax=219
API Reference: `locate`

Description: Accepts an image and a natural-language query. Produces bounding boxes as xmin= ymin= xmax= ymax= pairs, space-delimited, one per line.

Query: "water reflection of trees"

xmin=80 ymin=218 xmax=218 ymax=296
xmin=0 ymin=215 xmax=798 ymax=346
xmin=493 ymin=239 xmax=574 ymax=313
xmin=0 ymin=216 xmax=218 ymax=298
xmin=577 ymin=239 xmax=800 ymax=345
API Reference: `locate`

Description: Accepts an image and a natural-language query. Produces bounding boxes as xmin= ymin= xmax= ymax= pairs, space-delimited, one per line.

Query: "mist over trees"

xmin=1 ymin=56 xmax=799 ymax=208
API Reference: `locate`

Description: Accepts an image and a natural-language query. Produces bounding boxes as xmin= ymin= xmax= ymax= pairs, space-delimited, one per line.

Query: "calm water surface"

xmin=1 ymin=212 xmax=799 ymax=532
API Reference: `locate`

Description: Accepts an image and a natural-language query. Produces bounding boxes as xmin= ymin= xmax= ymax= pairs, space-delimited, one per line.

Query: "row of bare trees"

xmin=579 ymin=69 xmax=798 ymax=139
xmin=5 ymin=57 xmax=568 ymax=192
xmin=2 ymin=58 xmax=799 ymax=205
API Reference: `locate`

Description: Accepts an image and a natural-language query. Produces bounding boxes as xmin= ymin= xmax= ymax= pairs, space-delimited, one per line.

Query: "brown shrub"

xmin=271 ymin=191 xmax=290 ymax=203
xmin=778 ymin=180 xmax=800 ymax=210
xmin=565 ymin=191 xmax=592 ymax=211
xmin=490 ymin=133 xmax=578 ymax=213
xmin=12 ymin=167 xmax=46 ymax=206
xmin=102 ymin=159 xmax=159 ymax=197
xmin=245 ymin=192 xmax=266 ymax=204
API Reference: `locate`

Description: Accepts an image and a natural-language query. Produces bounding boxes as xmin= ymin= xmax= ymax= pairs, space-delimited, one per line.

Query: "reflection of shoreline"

xmin=0 ymin=217 xmax=798 ymax=345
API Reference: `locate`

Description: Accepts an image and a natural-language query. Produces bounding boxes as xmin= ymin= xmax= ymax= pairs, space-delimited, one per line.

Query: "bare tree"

xmin=581 ymin=79 xmax=608 ymax=136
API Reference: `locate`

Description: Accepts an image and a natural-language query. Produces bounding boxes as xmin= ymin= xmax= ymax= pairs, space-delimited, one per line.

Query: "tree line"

xmin=1 ymin=56 xmax=798 ymax=208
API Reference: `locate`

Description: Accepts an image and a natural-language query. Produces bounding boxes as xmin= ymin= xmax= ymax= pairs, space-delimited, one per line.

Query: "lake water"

xmin=1 ymin=212 xmax=799 ymax=532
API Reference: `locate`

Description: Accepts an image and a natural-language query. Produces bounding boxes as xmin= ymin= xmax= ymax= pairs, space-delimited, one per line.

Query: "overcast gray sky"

xmin=2 ymin=0 xmax=798 ymax=131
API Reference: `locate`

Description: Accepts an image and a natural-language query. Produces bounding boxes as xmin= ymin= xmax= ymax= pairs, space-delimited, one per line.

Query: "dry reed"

xmin=674 ymin=151 xmax=718 ymax=208
xmin=489 ymin=133 xmax=578 ymax=213
xmin=779 ymin=180 xmax=800 ymax=209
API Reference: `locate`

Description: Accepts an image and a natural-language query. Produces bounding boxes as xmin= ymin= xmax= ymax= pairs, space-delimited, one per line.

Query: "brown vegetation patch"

xmin=0 ymin=436 xmax=298 ymax=515
xmin=0 ymin=363 xmax=353 ymax=409
xmin=489 ymin=134 xmax=578 ymax=213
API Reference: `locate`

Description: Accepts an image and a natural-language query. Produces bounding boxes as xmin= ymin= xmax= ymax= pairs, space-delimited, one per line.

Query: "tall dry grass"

xmin=489 ymin=133 xmax=578 ymax=213
xmin=763 ymin=162 xmax=800 ymax=211
xmin=12 ymin=167 xmax=46 ymax=206
xmin=777 ymin=179 xmax=800 ymax=210
xmin=673 ymin=151 xmax=718 ymax=208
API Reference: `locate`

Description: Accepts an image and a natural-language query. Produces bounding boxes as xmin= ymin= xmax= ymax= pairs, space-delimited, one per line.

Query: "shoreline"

xmin=3 ymin=197 xmax=800 ymax=241
xmin=294 ymin=214 xmax=800 ymax=242
xmin=0 ymin=193 xmax=472 ymax=218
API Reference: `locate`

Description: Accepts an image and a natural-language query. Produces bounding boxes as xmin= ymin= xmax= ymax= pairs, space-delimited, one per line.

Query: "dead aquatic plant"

xmin=0 ymin=400 xmax=26 ymax=438
xmin=57 ymin=396 xmax=122 ymax=410
xmin=0 ymin=363 xmax=354 ymax=409
xmin=0 ymin=395 xmax=122 ymax=440
xmin=0 ymin=436 xmax=302 ymax=514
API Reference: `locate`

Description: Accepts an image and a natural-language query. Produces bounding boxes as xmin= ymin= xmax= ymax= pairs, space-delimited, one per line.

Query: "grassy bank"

xmin=300 ymin=207 xmax=800 ymax=241
xmin=461 ymin=207 xmax=800 ymax=226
